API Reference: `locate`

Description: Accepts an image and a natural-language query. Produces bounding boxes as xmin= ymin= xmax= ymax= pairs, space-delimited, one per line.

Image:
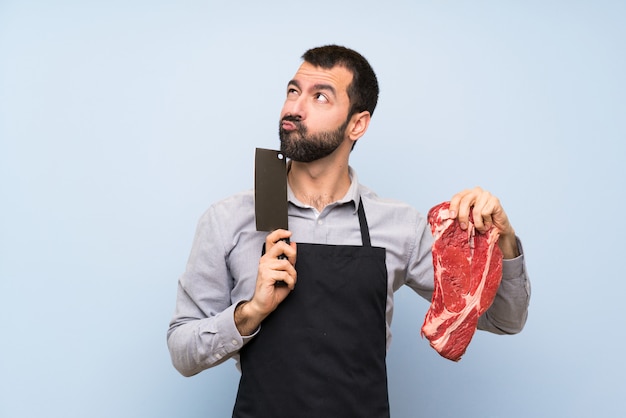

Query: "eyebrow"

xmin=288 ymin=79 xmax=337 ymax=97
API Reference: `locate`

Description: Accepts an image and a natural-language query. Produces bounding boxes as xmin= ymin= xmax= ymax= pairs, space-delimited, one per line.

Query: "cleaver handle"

xmin=276 ymin=237 xmax=290 ymax=287
xmin=277 ymin=237 xmax=290 ymax=260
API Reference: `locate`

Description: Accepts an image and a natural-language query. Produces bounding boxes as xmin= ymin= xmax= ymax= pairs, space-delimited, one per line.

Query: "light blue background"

xmin=1 ymin=1 xmax=625 ymax=417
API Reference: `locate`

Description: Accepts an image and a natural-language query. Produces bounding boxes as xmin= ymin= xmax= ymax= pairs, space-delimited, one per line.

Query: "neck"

xmin=288 ymin=158 xmax=351 ymax=212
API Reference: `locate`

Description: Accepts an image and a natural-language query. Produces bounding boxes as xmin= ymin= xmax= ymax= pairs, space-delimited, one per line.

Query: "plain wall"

xmin=1 ymin=1 xmax=625 ymax=417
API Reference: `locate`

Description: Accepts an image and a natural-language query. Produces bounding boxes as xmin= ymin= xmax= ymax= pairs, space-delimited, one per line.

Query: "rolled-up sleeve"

xmin=478 ymin=238 xmax=531 ymax=334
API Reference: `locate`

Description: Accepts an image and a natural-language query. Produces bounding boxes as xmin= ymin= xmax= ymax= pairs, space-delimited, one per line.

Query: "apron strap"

xmin=357 ymin=198 xmax=371 ymax=248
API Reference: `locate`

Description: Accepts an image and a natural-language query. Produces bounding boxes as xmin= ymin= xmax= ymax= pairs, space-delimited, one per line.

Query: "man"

xmin=167 ymin=45 xmax=530 ymax=417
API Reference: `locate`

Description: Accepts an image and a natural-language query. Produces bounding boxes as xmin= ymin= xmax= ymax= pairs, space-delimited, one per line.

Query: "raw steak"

xmin=421 ymin=201 xmax=503 ymax=361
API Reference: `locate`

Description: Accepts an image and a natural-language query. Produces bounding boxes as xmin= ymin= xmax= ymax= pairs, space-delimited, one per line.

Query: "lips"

xmin=281 ymin=120 xmax=298 ymax=131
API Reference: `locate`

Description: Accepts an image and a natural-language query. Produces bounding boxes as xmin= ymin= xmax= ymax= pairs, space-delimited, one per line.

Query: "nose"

xmin=282 ymin=95 xmax=306 ymax=120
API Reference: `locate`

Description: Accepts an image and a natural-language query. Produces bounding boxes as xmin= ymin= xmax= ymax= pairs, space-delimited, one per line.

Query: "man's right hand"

xmin=234 ymin=229 xmax=297 ymax=336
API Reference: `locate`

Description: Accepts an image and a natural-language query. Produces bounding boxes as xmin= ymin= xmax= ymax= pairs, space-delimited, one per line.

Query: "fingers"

xmin=471 ymin=190 xmax=494 ymax=233
xmin=265 ymin=229 xmax=294 ymax=260
xmin=261 ymin=229 xmax=297 ymax=288
xmin=449 ymin=187 xmax=482 ymax=230
xmin=259 ymin=256 xmax=297 ymax=288
xmin=448 ymin=187 xmax=502 ymax=233
xmin=252 ymin=236 xmax=298 ymax=316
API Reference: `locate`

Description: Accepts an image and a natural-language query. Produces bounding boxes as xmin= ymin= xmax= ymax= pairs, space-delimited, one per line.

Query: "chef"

xmin=167 ymin=45 xmax=530 ymax=418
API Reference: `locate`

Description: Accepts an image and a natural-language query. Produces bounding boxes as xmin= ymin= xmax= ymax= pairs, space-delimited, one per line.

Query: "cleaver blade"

xmin=254 ymin=148 xmax=288 ymax=233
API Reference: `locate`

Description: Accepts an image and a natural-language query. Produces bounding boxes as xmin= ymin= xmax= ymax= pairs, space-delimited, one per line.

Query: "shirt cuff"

xmin=198 ymin=303 xmax=258 ymax=364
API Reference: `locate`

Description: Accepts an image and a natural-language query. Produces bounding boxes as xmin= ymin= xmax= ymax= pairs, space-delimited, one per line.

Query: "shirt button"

xmin=232 ymin=340 xmax=238 ymax=346
xmin=215 ymin=353 xmax=222 ymax=360
xmin=318 ymin=220 xmax=323 ymax=225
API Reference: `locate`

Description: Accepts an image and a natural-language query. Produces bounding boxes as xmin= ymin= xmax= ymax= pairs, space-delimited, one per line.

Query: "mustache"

xmin=281 ymin=115 xmax=302 ymax=123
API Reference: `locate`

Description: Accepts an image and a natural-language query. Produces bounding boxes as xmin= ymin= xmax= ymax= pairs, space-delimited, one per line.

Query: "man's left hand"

xmin=448 ymin=187 xmax=520 ymax=259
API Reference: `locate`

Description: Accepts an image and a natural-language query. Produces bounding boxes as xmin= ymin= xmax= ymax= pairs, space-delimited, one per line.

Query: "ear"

xmin=347 ymin=111 xmax=371 ymax=142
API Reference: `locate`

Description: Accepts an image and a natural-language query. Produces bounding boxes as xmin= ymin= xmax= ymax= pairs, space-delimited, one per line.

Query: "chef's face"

xmin=279 ymin=62 xmax=353 ymax=162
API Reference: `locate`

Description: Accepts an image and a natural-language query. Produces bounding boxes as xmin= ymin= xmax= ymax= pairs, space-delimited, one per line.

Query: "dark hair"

xmin=302 ymin=45 xmax=379 ymax=118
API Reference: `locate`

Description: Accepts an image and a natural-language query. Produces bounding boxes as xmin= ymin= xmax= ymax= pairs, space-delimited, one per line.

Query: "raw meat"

xmin=421 ymin=201 xmax=503 ymax=361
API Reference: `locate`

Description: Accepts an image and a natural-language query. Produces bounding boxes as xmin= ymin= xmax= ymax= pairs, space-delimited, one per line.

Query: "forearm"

xmin=478 ymin=238 xmax=531 ymax=334
xmin=234 ymin=300 xmax=266 ymax=336
xmin=167 ymin=303 xmax=244 ymax=376
xmin=499 ymin=229 xmax=520 ymax=259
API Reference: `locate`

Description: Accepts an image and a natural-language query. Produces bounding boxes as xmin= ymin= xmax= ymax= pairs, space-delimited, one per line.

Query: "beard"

xmin=279 ymin=115 xmax=349 ymax=163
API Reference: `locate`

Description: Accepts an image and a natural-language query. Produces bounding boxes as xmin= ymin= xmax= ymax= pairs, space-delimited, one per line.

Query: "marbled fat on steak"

xmin=421 ymin=201 xmax=503 ymax=361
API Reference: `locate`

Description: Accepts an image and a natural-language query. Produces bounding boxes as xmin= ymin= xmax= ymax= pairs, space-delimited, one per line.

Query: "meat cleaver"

xmin=254 ymin=148 xmax=289 ymax=259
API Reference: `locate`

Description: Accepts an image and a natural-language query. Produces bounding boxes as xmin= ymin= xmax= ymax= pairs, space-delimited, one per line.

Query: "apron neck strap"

xmin=357 ymin=198 xmax=371 ymax=247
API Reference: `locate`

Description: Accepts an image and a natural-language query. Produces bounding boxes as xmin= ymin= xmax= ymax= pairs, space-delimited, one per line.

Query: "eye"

xmin=287 ymin=88 xmax=299 ymax=97
xmin=314 ymin=93 xmax=329 ymax=103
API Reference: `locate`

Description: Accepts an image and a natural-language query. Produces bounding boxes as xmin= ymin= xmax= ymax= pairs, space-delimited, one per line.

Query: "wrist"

xmin=234 ymin=300 xmax=264 ymax=336
xmin=498 ymin=230 xmax=520 ymax=259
